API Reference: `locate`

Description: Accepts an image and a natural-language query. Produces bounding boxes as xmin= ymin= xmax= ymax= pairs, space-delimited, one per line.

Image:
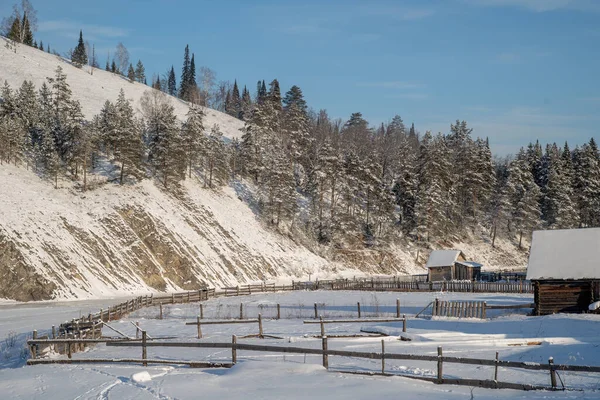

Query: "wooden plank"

xmin=185 ymin=319 xmax=259 ymax=326
xmin=27 ymin=358 xmax=233 ymax=368
xmin=304 ymin=318 xmax=406 ymax=324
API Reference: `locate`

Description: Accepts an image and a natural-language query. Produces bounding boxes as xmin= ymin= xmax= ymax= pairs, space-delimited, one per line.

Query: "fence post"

xmin=277 ymin=304 xmax=281 ymax=320
xmin=482 ymin=302 xmax=487 ymax=319
xmin=381 ymin=339 xmax=385 ymax=374
xmin=357 ymin=302 xmax=361 ymax=318
xmin=142 ymin=331 xmax=147 ymax=367
xmin=549 ymin=357 xmax=557 ymax=389
xmin=322 ymin=336 xmax=329 ymax=369
xmin=240 ymin=303 xmax=244 ymax=319
xmin=494 ymin=351 xmax=499 ymax=383
xmin=51 ymin=325 xmax=56 ymax=339
xmin=396 ymin=299 xmax=401 ymax=318
xmin=136 ymin=321 xmax=140 ymax=339
xmin=437 ymin=346 xmax=443 ymax=383
xmin=197 ymin=316 xmax=202 ymax=339
xmin=320 ymin=315 xmax=325 ymax=337
xmin=258 ymin=313 xmax=263 ymax=338
xmin=314 ymin=303 xmax=318 ymax=319
xmin=30 ymin=330 xmax=37 ymax=359
xmin=159 ymin=303 xmax=163 ymax=320
xmin=403 ymin=314 xmax=407 ymax=333
xmin=200 ymin=303 xmax=204 ymax=320
xmin=232 ymin=335 xmax=237 ymax=364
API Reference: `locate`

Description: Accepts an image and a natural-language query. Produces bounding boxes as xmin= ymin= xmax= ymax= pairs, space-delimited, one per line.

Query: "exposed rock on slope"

xmin=0 ymin=165 xmax=330 ymax=300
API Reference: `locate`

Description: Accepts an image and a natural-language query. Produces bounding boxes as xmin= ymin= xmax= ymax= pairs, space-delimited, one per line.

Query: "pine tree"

xmin=72 ymin=30 xmax=88 ymax=67
xmin=573 ymin=140 xmax=600 ymax=227
xmin=111 ymin=60 xmax=117 ymax=73
xmin=105 ymin=59 xmax=110 ymax=71
xmin=180 ymin=105 xmax=205 ymax=179
xmin=21 ymin=13 xmax=33 ymax=46
xmin=283 ymin=85 xmax=307 ymax=114
xmin=189 ymin=53 xmax=197 ymax=100
xmin=504 ymin=150 xmax=541 ymax=248
xmin=8 ymin=16 xmax=21 ymax=42
xmin=144 ymin=91 xmax=185 ymax=188
xmin=231 ymin=80 xmax=241 ymax=118
xmin=127 ymin=63 xmax=135 ymax=81
xmin=179 ymin=45 xmax=191 ymax=100
xmin=113 ymin=89 xmax=143 ymax=184
xmin=268 ymin=79 xmax=282 ymax=113
xmin=167 ymin=66 xmax=177 ymax=96
xmin=240 ymin=86 xmax=253 ymax=121
xmin=134 ymin=60 xmax=145 ymax=83
xmin=38 ymin=40 xmax=43 ymax=50
xmin=204 ymin=124 xmax=230 ymax=187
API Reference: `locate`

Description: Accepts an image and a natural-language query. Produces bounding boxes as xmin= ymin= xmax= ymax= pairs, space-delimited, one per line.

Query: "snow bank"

xmin=131 ymin=371 xmax=152 ymax=383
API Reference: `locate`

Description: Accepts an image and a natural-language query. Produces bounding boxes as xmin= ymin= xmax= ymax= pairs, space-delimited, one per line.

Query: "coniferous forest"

xmin=1 ymin=1 xmax=599 ymax=253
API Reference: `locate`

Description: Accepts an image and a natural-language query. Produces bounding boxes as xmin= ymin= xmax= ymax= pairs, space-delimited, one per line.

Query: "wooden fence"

xmin=431 ymin=299 xmax=535 ymax=319
xmin=26 ymin=335 xmax=600 ymax=391
xmin=27 ymin=277 xmax=533 ymax=360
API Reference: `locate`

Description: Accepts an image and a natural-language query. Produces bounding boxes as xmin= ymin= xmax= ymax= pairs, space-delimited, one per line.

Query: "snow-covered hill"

xmin=0 ymin=38 xmax=244 ymax=140
xmin=0 ymin=39 xmax=529 ymax=302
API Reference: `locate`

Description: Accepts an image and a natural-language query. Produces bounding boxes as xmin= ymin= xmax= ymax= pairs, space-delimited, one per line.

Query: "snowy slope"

xmin=0 ymin=164 xmax=331 ymax=301
xmin=0 ymin=38 xmax=245 ymax=140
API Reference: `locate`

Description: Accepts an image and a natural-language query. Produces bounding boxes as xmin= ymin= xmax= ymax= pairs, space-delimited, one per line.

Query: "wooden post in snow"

xmin=357 ymin=302 xmax=361 ymax=318
xmin=197 ymin=316 xmax=202 ymax=339
xmin=258 ymin=314 xmax=263 ymax=338
xmin=494 ymin=351 xmax=499 ymax=382
xmin=403 ymin=315 xmax=407 ymax=333
xmin=159 ymin=303 xmax=163 ymax=320
xmin=396 ymin=299 xmax=401 ymax=318
xmin=437 ymin=346 xmax=443 ymax=383
xmin=314 ymin=303 xmax=318 ymax=319
xmin=200 ymin=303 xmax=204 ymax=319
xmin=549 ymin=357 xmax=557 ymax=389
xmin=142 ymin=331 xmax=147 ymax=367
xmin=277 ymin=304 xmax=281 ymax=320
xmin=319 ymin=315 xmax=325 ymax=337
xmin=381 ymin=339 xmax=385 ymax=374
xmin=239 ymin=303 xmax=243 ymax=319
xmin=322 ymin=336 xmax=329 ymax=369
xmin=232 ymin=335 xmax=237 ymax=364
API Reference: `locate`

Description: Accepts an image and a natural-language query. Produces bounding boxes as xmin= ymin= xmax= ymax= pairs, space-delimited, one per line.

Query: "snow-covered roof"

xmin=456 ymin=261 xmax=483 ymax=268
xmin=527 ymin=228 xmax=600 ymax=280
xmin=426 ymin=250 xmax=464 ymax=268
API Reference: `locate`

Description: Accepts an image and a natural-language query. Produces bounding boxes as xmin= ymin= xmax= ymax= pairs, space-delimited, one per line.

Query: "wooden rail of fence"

xmin=432 ymin=299 xmax=535 ymax=319
xmin=27 ymin=336 xmax=589 ymax=390
xmin=28 ymin=277 xmax=533 ymax=359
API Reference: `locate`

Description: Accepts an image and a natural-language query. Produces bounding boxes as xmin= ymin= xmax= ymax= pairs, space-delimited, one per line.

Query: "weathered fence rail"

xmin=27 ymin=276 xmax=533 ymax=360
xmin=45 ymin=336 xmax=590 ymax=390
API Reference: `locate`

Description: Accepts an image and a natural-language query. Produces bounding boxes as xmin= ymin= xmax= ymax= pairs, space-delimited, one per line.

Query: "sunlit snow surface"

xmin=2 ymin=291 xmax=600 ymax=399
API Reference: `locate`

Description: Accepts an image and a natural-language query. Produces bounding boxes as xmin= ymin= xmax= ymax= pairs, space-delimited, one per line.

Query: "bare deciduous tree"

xmin=114 ymin=42 xmax=129 ymax=74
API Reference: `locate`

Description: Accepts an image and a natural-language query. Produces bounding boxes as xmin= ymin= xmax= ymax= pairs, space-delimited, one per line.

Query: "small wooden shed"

xmin=527 ymin=228 xmax=600 ymax=315
xmin=426 ymin=250 xmax=482 ymax=282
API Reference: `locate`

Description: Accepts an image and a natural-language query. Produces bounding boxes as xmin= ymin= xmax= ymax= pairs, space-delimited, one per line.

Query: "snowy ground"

xmin=2 ymin=290 xmax=600 ymax=399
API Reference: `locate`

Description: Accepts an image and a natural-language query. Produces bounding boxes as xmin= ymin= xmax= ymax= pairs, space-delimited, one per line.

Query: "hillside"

xmin=0 ymin=38 xmax=244 ymax=140
xmin=0 ymin=39 xmax=530 ymax=302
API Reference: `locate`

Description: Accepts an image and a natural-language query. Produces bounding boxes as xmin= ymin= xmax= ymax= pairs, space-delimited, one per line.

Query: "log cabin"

xmin=426 ymin=250 xmax=482 ymax=282
xmin=527 ymin=228 xmax=600 ymax=315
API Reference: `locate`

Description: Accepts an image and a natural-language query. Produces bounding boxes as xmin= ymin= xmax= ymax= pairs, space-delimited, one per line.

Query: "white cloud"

xmin=463 ymin=0 xmax=600 ymax=13
xmin=357 ymin=81 xmax=425 ymax=90
xmin=39 ymin=20 xmax=129 ymax=39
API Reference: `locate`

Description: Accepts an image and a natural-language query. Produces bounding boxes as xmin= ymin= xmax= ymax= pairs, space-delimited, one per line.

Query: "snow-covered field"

xmin=3 ymin=290 xmax=600 ymax=399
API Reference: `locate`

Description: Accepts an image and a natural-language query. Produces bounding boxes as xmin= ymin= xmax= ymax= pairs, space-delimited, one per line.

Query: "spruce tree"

xmin=113 ymin=89 xmax=143 ymax=184
xmin=180 ymin=105 xmax=205 ymax=178
xmin=72 ymin=30 xmax=88 ymax=67
xmin=240 ymin=86 xmax=253 ymax=121
xmin=283 ymin=85 xmax=307 ymax=113
xmin=127 ymin=64 xmax=135 ymax=81
xmin=179 ymin=45 xmax=191 ymax=100
xmin=167 ymin=66 xmax=177 ymax=96
xmin=111 ymin=60 xmax=117 ymax=73
xmin=21 ymin=13 xmax=33 ymax=46
xmin=8 ymin=16 xmax=21 ymax=42
xmin=38 ymin=40 xmax=43 ymax=50
xmin=134 ymin=60 xmax=146 ymax=83
xmin=268 ymin=79 xmax=282 ymax=113
xmin=230 ymin=80 xmax=241 ymax=118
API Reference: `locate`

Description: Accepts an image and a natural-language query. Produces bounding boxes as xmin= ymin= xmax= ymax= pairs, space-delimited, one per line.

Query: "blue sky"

xmin=2 ymin=0 xmax=599 ymax=155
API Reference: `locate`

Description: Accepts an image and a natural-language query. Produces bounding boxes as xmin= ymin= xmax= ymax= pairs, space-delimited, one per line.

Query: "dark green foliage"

xmin=71 ymin=30 xmax=88 ymax=67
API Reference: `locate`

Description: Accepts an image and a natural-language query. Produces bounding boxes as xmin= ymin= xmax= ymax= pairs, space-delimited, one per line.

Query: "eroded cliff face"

xmin=0 ymin=165 xmax=330 ymax=300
